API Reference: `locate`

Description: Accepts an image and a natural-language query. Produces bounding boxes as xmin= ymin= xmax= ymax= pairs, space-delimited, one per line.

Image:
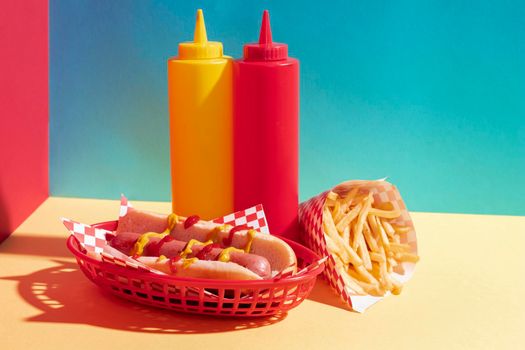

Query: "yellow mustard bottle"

xmin=168 ymin=9 xmax=233 ymax=220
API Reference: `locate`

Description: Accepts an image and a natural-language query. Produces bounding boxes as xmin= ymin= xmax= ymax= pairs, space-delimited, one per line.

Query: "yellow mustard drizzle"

xmin=180 ymin=239 xmax=213 ymax=259
xmin=130 ymin=213 xmax=179 ymax=257
xmin=157 ymin=255 xmax=167 ymax=263
xmin=131 ymin=231 xmax=169 ymax=256
xmin=218 ymin=247 xmax=244 ymax=263
xmin=244 ymin=229 xmax=256 ymax=253
xmin=167 ymin=213 xmax=179 ymax=231
xmin=206 ymin=224 xmax=232 ymax=243
xmin=182 ymin=257 xmax=198 ymax=269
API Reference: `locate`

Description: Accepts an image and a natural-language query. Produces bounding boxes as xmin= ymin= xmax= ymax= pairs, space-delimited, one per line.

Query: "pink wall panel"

xmin=0 ymin=0 xmax=49 ymax=242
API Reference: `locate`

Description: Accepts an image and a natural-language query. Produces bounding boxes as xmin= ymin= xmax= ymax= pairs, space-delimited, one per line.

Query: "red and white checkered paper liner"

xmin=61 ymin=218 xmax=162 ymax=274
xmin=299 ymin=180 xmax=418 ymax=313
xmin=63 ymin=195 xmax=320 ymax=283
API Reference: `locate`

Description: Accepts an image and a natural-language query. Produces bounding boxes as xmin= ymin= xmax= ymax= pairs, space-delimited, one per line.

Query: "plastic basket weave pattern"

xmin=67 ymin=221 xmax=324 ymax=317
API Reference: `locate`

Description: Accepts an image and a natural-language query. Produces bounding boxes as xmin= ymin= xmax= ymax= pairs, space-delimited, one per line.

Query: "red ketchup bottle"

xmin=234 ymin=10 xmax=299 ymax=241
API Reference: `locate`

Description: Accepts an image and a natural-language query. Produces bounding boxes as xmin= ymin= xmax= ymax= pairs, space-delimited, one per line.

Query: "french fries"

xmin=323 ymin=189 xmax=419 ymax=296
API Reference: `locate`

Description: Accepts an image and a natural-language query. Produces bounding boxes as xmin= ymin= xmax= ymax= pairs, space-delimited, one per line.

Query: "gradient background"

xmin=50 ymin=0 xmax=525 ymax=215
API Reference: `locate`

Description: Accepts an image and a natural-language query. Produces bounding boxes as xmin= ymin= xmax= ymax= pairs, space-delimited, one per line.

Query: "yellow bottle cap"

xmin=178 ymin=9 xmax=223 ymax=60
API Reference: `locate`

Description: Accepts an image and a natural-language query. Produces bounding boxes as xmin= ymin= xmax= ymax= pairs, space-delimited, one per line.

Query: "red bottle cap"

xmin=243 ymin=10 xmax=288 ymax=61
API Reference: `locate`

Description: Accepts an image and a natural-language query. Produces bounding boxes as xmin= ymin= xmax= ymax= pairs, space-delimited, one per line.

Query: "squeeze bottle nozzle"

xmin=178 ymin=9 xmax=222 ymax=59
xmin=243 ymin=10 xmax=288 ymax=61
xmin=194 ymin=9 xmax=207 ymax=43
xmin=258 ymin=10 xmax=272 ymax=44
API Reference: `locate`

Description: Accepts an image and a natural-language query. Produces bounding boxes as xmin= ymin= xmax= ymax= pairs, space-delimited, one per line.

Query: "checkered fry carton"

xmin=298 ymin=179 xmax=418 ymax=312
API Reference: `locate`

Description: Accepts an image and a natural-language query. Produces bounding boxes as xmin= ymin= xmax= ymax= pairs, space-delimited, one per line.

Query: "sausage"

xmin=109 ymin=232 xmax=271 ymax=278
xmin=116 ymin=207 xmax=297 ymax=276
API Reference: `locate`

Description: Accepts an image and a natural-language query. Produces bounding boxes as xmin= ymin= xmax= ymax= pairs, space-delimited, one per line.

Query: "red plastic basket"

xmin=67 ymin=221 xmax=325 ymax=317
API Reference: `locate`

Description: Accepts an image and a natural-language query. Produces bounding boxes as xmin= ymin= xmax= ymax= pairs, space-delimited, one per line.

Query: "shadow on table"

xmin=306 ymin=278 xmax=355 ymax=312
xmin=0 ymin=234 xmax=70 ymax=257
xmin=2 ymin=232 xmax=353 ymax=318
xmin=1 ymin=260 xmax=286 ymax=334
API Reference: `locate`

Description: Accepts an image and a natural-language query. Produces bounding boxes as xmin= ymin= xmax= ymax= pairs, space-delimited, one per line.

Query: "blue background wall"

xmin=50 ymin=0 xmax=525 ymax=215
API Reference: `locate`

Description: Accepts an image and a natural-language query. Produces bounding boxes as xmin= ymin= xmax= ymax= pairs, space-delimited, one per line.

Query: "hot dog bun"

xmin=115 ymin=207 xmax=297 ymax=280
xmin=137 ymin=257 xmax=262 ymax=280
xmin=173 ymin=220 xmax=296 ymax=276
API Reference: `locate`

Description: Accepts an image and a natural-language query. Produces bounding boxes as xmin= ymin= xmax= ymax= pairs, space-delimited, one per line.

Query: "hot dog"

xmin=110 ymin=232 xmax=271 ymax=278
xmin=111 ymin=207 xmax=297 ymax=280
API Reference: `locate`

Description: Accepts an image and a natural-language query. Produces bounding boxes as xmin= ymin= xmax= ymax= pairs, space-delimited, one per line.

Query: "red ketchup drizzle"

xmin=168 ymin=256 xmax=182 ymax=273
xmin=223 ymin=225 xmax=249 ymax=246
xmin=149 ymin=235 xmax=174 ymax=256
xmin=195 ymin=243 xmax=220 ymax=260
xmin=184 ymin=215 xmax=200 ymax=229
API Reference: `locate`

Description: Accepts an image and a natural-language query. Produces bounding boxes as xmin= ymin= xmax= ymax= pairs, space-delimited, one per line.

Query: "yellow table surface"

xmin=1 ymin=197 xmax=524 ymax=349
